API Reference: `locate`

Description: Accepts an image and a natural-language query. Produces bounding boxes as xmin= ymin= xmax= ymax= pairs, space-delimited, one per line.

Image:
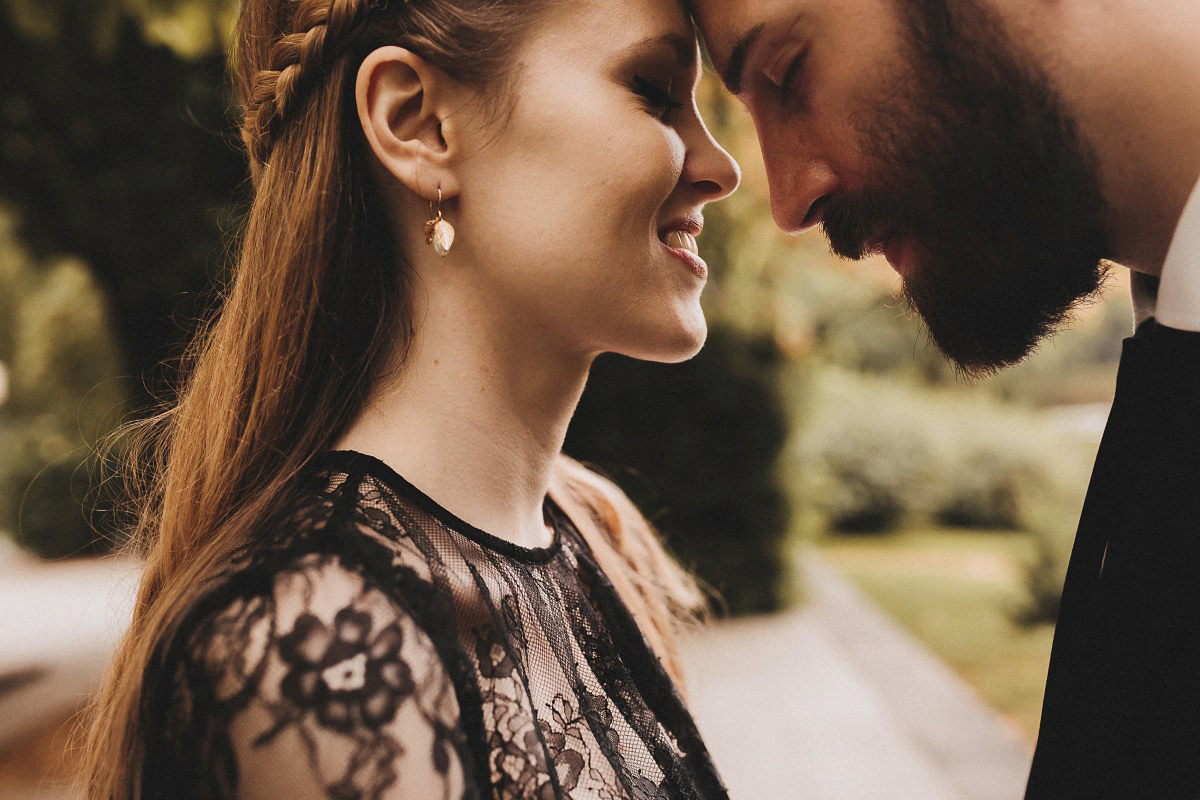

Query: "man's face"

xmin=693 ymin=0 xmax=1111 ymax=375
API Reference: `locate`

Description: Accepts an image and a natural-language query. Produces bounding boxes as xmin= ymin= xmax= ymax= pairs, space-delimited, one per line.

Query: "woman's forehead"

xmin=529 ymin=0 xmax=697 ymax=60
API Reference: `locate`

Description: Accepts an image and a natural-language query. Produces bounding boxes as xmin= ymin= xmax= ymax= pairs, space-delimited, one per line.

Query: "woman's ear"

xmin=355 ymin=46 xmax=465 ymax=200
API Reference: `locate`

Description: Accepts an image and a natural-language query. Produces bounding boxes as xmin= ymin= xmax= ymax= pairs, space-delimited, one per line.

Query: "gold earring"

xmin=424 ymin=186 xmax=455 ymax=256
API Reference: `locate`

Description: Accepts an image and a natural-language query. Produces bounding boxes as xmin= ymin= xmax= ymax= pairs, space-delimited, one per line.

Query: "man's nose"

xmin=762 ymin=144 xmax=839 ymax=235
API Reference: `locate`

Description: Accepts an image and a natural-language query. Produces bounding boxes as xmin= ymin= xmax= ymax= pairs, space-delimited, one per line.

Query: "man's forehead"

xmin=687 ymin=0 xmax=747 ymax=62
xmin=688 ymin=0 xmax=800 ymax=79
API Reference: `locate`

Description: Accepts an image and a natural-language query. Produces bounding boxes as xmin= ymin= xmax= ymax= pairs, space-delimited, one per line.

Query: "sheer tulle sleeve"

xmin=184 ymin=553 xmax=470 ymax=800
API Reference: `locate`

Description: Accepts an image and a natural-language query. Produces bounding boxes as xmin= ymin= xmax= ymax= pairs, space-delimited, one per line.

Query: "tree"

xmin=0 ymin=0 xmax=245 ymax=406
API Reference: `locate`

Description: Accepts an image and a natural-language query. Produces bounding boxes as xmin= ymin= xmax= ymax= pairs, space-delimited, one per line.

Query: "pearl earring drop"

xmin=424 ymin=186 xmax=455 ymax=256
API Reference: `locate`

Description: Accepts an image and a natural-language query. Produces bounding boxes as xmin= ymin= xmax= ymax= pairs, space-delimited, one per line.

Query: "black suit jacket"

xmin=1026 ymin=320 xmax=1200 ymax=798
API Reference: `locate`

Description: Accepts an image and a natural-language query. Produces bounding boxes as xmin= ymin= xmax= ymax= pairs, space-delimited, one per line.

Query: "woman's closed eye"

xmin=632 ymin=75 xmax=685 ymax=121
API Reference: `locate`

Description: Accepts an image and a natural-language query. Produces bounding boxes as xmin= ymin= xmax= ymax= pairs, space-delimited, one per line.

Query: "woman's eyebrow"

xmin=624 ymin=32 xmax=697 ymax=69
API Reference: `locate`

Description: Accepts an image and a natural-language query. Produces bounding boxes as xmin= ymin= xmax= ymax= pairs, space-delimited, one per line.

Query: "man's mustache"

xmin=820 ymin=188 xmax=917 ymax=261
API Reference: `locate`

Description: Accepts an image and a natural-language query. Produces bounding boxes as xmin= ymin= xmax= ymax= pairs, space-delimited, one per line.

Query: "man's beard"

xmin=820 ymin=0 xmax=1110 ymax=376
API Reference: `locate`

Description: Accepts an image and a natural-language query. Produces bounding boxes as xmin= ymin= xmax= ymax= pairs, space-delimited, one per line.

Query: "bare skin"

xmin=1004 ymin=1 xmax=1200 ymax=273
xmin=335 ymin=0 xmax=740 ymax=548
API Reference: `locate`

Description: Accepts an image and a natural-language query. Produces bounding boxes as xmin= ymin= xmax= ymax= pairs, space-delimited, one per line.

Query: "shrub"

xmin=1016 ymin=448 xmax=1095 ymax=625
xmin=0 ymin=219 xmax=126 ymax=557
xmin=935 ymin=447 xmax=1024 ymax=528
xmin=803 ymin=423 xmax=935 ymax=532
xmin=797 ymin=367 xmax=1100 ymax=623
xmin=933 ymin=432 xmax=1055 ymax=530
xmin=796 ymin=369 xmax=943 ymax=533
xmin=5 ymin=455 xmax=100 ymax=559
xmin=0 ymin=413 xmax=117 ymax=558
xmin=565 ymin=325 xmax=792 ymax=615
xmin=798 ymin=367 xmax=1094 ymax=535
xmin=7 ymin=257 xmax=125 ymax=428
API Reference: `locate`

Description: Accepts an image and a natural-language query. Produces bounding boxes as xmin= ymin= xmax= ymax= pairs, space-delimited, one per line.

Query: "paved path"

xmin=680 ymin=554 xmax=1033 ymax=800
xmin=1043 ymin=402 xmax=1111 ymax=437
xmin=0 ymin=545 xmax=1033 ymax=799
xmin=0 ymin=546 xmax=140 ymax=750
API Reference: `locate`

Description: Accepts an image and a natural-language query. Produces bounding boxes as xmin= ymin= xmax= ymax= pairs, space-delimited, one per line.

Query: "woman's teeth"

xmin=664 ymin=230 xmax=699 ymax=255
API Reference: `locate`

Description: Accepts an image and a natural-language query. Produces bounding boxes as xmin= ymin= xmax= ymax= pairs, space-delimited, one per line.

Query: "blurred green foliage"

xmin=0 ymin=210 xmax=126 ymax=557
xmin=0 ymin=0 xmax=240 ymax=558
xmin=797 ymin=367 xmax=1098 ymax=536
xmin=3 ymin=0 xmax=236 ymax=56
xmin=1017 ymin=464 xmax=1092 ymax=625
xmin=0 ymin=0 xmax=246 ymax=404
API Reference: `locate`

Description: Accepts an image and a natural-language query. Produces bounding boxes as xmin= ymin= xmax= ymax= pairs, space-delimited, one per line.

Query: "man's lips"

xmin=882 ymin=236 xmax=913 ymax=276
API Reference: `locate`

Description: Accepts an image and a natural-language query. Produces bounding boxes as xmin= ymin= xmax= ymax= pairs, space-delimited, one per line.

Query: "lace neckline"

xmin=314 ymin=448 xmax=565 ymax=564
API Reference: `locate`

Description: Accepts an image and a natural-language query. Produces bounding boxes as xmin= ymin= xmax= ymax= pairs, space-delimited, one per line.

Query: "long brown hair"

xmin=81 ymin=1 xmax=703 ymax=797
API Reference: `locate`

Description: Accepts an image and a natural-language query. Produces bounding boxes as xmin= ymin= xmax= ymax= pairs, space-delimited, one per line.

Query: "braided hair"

xmin=235 ymin=0 xmax=537 ymax=183
xmin=241 ymin=0 xmax=388 ymax=179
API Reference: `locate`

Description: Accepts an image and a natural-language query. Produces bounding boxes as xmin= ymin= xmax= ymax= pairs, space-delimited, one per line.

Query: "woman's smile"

xmin=659 ymin=219 xmax=708 ymax=279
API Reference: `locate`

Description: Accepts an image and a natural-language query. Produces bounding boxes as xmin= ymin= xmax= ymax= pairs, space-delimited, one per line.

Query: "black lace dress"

xmin=140 ymin=449 xmax=728 ymax=800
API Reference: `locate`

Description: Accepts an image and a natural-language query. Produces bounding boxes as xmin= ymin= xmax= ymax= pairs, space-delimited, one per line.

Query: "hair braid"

xmin=242 ymin=0 xmax=383 ymax=178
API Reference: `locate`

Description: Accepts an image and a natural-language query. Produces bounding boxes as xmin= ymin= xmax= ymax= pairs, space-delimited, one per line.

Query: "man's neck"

xmin=1013 ymin=0 xmax=1200 ymax=274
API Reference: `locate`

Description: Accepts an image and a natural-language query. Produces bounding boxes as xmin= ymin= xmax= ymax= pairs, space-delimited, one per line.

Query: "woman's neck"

xmin=334 ymin=274 xmax=592 ymax=549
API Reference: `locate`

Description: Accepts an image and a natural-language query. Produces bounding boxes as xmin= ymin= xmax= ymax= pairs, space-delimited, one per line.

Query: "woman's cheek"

xmin=638 ymin=123 xmax=686 ymax=192
xmin=619 ymin=113 xmax=685 ymax=186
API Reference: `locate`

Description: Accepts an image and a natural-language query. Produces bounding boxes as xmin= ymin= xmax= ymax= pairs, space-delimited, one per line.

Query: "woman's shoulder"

xmin=173 ymin=456 xmax=458 ymax=682
xmin=221 ymin=451 xmax=443 ymax=584
xmin=153 ymin=542 xmax=477 ymax=799
xmin=185 ymin=548 xmax=440 ymax=711
xmin=141 ymin=454 xmax=489 ymax=798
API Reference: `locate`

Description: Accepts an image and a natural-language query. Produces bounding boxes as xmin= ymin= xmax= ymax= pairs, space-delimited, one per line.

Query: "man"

xmin=690 ymin=0 xmax=1200 ymax=796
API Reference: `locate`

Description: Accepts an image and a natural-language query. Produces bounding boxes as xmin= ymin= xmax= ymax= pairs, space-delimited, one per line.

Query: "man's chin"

xmin=921 ymin=321 xmax=1043 ymax=378
xmin=826 ymin=220 xmax=1109 ymax=377
xmin=903 ymin=274 xmax=1097 ymax=378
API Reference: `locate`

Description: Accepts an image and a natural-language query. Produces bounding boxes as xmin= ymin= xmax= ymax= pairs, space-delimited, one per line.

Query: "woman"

xmin=82 ymin=0 xmax=740 ymax=796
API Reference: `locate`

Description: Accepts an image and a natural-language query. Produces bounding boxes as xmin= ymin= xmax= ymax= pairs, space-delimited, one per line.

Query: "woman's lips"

xmin=661 ymin=234 xmax=708 ymax=279
xmin=658 ymin=220 xmax=707 ymax=279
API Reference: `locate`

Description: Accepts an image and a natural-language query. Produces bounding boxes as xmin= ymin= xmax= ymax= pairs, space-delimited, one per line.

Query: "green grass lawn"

xmin=818 ymin=527 xmax=1056 ymax=743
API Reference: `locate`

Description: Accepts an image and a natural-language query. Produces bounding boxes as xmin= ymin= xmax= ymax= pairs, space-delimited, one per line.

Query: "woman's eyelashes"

xmin=632 ymin=75 xmax=685 ymax=121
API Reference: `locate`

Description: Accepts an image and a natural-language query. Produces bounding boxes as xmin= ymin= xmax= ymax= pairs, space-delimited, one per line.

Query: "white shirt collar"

xmin=1142 ymin=177 xmax=1200 ymax=331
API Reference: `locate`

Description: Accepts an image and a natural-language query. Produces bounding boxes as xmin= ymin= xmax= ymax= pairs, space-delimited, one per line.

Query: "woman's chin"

xmin=620 ymin=317 xmax=708 ymax=364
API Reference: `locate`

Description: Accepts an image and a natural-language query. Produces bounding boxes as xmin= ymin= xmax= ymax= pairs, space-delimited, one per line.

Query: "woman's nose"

xmin=683 ymin=122 xmax=742 ymax=203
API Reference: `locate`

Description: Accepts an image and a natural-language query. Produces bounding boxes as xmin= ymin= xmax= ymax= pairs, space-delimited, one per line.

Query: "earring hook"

xmin=428 ymin=186 xmax=443 ymax=222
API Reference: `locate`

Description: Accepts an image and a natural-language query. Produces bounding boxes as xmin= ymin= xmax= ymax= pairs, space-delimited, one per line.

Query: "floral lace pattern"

xmin=274 ymin=608 xmax=414 ymax=733
xmin=144 ymin=450 xmax=727 ymax=800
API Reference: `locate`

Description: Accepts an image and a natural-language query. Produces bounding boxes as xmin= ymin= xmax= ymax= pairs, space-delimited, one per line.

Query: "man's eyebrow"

xmin=721 ymin=23 xmax=765 ymax=95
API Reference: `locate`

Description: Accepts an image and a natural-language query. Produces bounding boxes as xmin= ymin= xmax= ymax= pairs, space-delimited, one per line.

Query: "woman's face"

xmin=451 ymin=0 xmax=741 ymax=364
